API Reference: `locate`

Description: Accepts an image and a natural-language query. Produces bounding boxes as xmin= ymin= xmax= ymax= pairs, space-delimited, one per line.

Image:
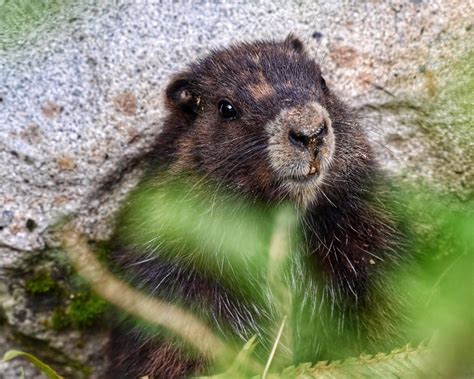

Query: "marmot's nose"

xmin=288 ymin=123 xmax=327 ymax=151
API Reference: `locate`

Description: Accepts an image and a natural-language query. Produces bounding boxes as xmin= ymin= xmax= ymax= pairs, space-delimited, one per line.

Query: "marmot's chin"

xmin=280 ymin=176 xmax=321 ymax=207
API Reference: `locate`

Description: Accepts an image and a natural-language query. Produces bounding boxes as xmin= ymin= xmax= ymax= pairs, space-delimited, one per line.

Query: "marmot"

xmin=106 ymin=35 xmax=408 ymax=378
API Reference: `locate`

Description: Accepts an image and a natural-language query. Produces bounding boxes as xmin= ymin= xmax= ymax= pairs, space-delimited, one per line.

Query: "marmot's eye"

xmin=218 ymin=100 xmax=238 ymax=119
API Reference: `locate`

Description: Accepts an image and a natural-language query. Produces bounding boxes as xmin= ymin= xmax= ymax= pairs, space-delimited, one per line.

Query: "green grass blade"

xmin=2 ymin=350 xmax=64 ymax=379
xmin=262 ymin=316 xmax=287 ymax=379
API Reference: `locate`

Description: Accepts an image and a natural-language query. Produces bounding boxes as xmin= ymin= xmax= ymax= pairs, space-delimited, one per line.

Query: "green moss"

xmin=23 ymin=262 xmax=107 ymax=330
xmin=25 ymin=270 xmax=60 ymax=295
xmin=50 ymin=308 xmax=70 ymax=330
xmin=50 ymin=292 xmax=106 ymax=331
xmin=68 ymin=293 xmax=107 ymax=329
xmin=0 ymin=0 xmax=79 ymax=50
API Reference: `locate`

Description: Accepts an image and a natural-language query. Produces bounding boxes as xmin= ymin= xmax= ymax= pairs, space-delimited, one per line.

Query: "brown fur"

xmin=107 ymin=35 xmax=408 ymax=378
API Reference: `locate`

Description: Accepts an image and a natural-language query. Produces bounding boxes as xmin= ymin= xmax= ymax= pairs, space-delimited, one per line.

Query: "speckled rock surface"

xmin=0 ymin=1 xmax=472 ymax=377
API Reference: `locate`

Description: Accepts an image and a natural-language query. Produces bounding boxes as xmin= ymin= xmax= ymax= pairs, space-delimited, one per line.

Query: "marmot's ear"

xmin=284 ymin=33 xmax=305 ymax=53
xmin=165 ymin=73 xmax=200 ymax=115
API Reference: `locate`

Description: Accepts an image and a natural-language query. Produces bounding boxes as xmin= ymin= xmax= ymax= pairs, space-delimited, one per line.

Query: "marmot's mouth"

xmin=287 ymin=172 xmax=318 ymax=183
xmin=285 ymin=161 xmax=320 ymax=183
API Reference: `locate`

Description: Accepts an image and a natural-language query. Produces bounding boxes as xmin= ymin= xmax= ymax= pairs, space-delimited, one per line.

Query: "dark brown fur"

xmin=107 ymin=35 xmax=408 ymax=378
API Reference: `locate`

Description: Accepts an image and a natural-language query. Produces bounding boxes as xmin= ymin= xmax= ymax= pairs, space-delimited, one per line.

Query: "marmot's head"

xmin=163 ymin=35 xmax=362 ymax=206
